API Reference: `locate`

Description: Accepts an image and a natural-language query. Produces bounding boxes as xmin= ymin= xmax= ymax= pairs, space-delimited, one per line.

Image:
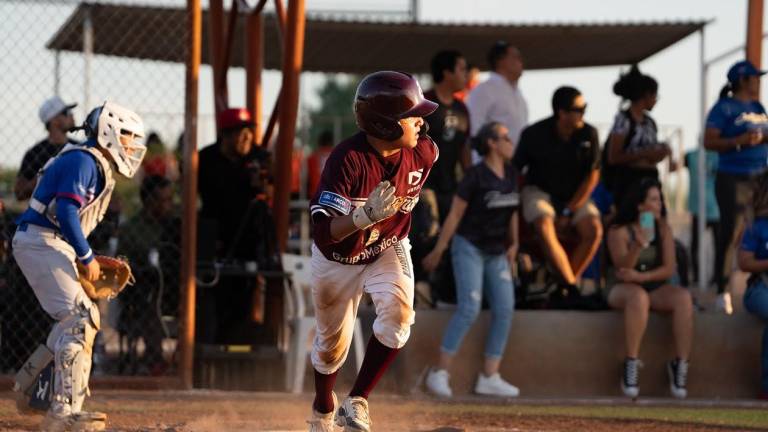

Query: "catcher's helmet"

xmin=354 ymin=71 xmax=438 ymax=141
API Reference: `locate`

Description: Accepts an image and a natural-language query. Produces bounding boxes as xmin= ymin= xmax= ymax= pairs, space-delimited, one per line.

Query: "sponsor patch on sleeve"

xmin=318 ymin=191 xmax=352 ymax=215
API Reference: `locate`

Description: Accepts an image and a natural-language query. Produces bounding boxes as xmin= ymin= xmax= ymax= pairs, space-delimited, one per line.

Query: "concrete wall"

xmin=370 ymin=309 xmax=765 ymax=399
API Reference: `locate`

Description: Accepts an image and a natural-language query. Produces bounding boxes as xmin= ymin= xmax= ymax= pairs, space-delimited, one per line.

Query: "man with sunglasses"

xmin=513 ymin=86 xmax=602 ymax=289
xmin=14 ymin=96 xmax=80 ymax=201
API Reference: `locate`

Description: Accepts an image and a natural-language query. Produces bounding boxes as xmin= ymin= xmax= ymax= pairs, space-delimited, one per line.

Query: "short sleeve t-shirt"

xmin=513 ymin=116 xmax=600 ymax=204
xmin=609 ymin=110 xmax=659 ymax=153
xmin=422 ymin=90 xmax=470 ymax=194
xmin=456 ymin=163 xmax=519 ymax=254
xmin=310 ymin=132 xmax=439 ymax=265
xmin=741 ymin=217 xmax=768 ymax=261
xmin=706 ymin=97 xmax=768 ymax=175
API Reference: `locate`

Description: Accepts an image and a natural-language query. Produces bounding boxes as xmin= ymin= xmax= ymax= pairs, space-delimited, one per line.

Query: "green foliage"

xmin=306 ymin=75 xmax=360 ymax=149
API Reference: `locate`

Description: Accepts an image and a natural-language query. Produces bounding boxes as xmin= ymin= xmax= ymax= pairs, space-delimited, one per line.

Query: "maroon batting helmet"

xmin=354 ymin=71 xmax=438 ymax=141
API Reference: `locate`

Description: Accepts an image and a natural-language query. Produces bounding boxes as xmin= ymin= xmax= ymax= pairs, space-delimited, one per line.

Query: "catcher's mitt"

xmin=77 ymin=256 xmax=134 ymax=300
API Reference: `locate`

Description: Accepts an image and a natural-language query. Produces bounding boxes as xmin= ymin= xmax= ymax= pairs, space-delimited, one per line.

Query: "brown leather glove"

xmin=77 ymin=256 xmax=134 ymax=300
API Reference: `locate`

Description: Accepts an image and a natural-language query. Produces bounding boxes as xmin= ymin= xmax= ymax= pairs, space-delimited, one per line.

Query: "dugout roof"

xmin=47 ymin=3 xmax=708 ymax=73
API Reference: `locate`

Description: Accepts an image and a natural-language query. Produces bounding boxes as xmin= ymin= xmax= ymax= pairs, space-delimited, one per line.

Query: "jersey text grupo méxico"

xmin=310 ymin=131 xmax=438 ymax=265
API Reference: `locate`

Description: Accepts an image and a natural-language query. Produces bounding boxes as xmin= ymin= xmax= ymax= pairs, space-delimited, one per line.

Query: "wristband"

xmin=352 ymin=206 xmax=374 ymax=230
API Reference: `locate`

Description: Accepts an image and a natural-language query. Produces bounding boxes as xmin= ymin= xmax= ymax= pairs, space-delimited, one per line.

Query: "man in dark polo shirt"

xmin=423 ymin=50 xmax=472 ymax=222
xmin=14 ymin=96 xmax=79 ymax=201
xmin=513 ymin=86 xmax=602 ymax=286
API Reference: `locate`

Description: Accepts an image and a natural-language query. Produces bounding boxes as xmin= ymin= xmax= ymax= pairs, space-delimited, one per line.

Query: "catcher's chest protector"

xmin=29 ymin=144 xmax=116 ymax=237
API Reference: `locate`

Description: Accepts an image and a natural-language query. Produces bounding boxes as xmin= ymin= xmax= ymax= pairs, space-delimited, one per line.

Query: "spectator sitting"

xmin=604 ymin=65 xmax=672 ymax=201
xmin=737 ymin=171 xmax=768 ymax=400
xmin=117 ymin=175 xmax=179 ymax=375
xmin=307 ymin=130 xmax=335 ymax=199
xmin=513 ymin=86 xmax=602 ymax=287
xmin=467 ymin=41 xmax=528 ymax=161
xmin=14 ymin=96 xmax=79 ymax=201
xmin=422 ymin=122 xmax=520 ymax=398
xmin=423 ymin=49 xmax=472 ymax=222
xmin=141 ymin=132 xmax=180 ymax=182
xmin=606 ymin=178 xmax=692 ymax=399
xmin=685 ymin=149 xmax=720 ymax=286
xmin=704 ymin=60 xmax=768 ymax=314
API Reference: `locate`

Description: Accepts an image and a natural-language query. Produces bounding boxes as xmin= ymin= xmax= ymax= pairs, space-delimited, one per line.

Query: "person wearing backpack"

xmin=603 ymin=65 xmax=671 ymax=205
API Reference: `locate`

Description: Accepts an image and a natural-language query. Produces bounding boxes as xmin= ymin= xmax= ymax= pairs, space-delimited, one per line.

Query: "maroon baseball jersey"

xmin=311 ymin=131 xmax=439 ymax=265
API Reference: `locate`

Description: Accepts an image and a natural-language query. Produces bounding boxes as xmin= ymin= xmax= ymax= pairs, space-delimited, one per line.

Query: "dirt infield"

xmin=1 ymin=391 xmax=767 ymax=431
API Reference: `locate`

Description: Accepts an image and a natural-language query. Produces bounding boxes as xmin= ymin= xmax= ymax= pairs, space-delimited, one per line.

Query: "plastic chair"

xmin=282 ymin=254 xmax=365 ymax=393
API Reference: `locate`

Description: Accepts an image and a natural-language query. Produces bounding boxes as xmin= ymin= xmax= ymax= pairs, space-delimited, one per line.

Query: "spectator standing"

xmin=423 ymin=49 xmax=472 ymax=222
xmin=685 ymin=149 xmax=720 ymax=285
xmin=513 ymin=86 xmax=602 ymax=286
xmin=198 ymin=108 xmax=274 ymax=344
xmin=604 ymin=66 xmax=672 ymax=201
xmin=606 ymin=178 xmax=693 ymax=399
xmin=307 ymin=130 xmax=335 ymax=199
xmin=737 ymin=171 xmax=768 ymax=399
xmin=422 ymin=122 xmax=520 ymax=398
xmin=467 ymin=41 xmax=528 ymax=147
xmin=454 ymin=63 xmax=480 ymax=103
xmin=14 ymin=96 xmax=78 ymax=201
xmin=704 ymin=60 xmax=768 ymax=314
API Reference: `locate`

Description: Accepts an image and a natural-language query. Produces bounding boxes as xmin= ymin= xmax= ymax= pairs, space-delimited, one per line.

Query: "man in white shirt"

xmin=467 ymin=41 xmax=528 ymax=148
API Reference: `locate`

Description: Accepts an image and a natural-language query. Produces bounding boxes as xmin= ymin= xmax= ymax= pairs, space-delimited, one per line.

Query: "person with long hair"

xmin=705 ymin=60 xmax=768 ymax=314
xmin=422 ymin=121 xmax=520 ymax=398
xmin=737 ymin=171 xmax=768 ymax=400
xmin=604 ymin=65 xmax=671 ymax=202
xmin=606 ymin=178 xmax=693 ymax=399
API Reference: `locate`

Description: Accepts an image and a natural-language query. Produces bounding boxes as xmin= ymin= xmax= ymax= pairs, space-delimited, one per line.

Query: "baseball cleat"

xmin=41 ymin=411 xmax=107 ymax=432
xmin=335 ymin=396 xmax=371 ymax=432
xmin=307 ymin=391 xmax=338 ymax=432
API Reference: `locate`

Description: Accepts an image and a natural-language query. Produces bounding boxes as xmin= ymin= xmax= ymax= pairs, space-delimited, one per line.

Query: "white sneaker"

xmin=715 ymin=292 xmax=733 ymax=315
xmin=308 ymin=391 xmax=338 ymax=432
xmin=667 ymin=359 xmax=689 ymax=399
xmin=336 ymin=396 xmax=371 ymax=432
xmin=474 ymin=373 xmax=519 ymax=398
xmin=621 ymin=358 xmax=641 ymax=399
xmin=425 ymin=368 xmax=452 ymax=398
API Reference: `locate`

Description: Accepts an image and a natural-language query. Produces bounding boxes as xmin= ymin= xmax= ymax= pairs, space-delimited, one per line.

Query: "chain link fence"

xmin=0 ymin=0 xmax=192 ymax=377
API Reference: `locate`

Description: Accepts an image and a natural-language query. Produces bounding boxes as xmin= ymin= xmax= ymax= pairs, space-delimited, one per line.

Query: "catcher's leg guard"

xmin=48 ymin=301 xmax=103 ymax=419
xmin=13 ymin=344 xmax=55 ymax=414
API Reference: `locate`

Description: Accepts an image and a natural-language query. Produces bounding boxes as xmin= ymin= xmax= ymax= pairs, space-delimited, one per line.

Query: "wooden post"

xmin=208 ymin=0 xmax=227 ymax=129
xmin=246 ymin=5 xmax=265 ymax=145
xmin=273 ymin=0 xmax=305 ymax=250
xmin=747 ymin=0 xmax=764 ymax=70
xmin=180 ymin=0 xmax=201 ymax=390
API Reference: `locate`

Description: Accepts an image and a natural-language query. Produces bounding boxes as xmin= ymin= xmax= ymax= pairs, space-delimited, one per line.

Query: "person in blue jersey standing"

xmin=12 ymin=102 xmax=146 ymax=431
xmin=705 ymin=60 xmax=768 ymax=314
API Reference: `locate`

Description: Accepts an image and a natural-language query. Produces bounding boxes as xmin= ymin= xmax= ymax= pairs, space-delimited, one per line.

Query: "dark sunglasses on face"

xmin=567 ymin=104 xmax=587 ymax=114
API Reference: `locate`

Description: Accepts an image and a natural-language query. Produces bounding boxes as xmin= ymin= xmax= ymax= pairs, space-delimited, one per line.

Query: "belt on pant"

xmin=17 ymin=223 xmax=65 ymax=240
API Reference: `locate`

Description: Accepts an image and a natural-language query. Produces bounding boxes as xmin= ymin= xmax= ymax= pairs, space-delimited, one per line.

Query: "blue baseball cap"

xmin=727 ymin=60 xmax=767 ymax=83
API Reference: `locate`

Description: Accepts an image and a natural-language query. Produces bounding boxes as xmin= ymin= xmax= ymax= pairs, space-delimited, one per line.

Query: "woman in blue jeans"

xmin=421 ymin=121 xmax=520 ymax=398
xmin=737 ymin=171 xmax=768 ymax=399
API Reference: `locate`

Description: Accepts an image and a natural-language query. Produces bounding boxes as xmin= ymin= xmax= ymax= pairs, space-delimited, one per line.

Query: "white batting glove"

xmin=352 ymin=181 xmax=399 ymax=229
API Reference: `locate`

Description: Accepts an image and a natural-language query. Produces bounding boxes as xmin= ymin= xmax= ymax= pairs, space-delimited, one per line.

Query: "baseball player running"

xmin=307 ymin=71 xmax=438 ymax=432
xmin=12 ymin=102 xmax=146 ymax=431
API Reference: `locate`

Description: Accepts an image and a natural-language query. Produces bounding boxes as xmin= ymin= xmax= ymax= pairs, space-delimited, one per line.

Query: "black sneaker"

xmin=621 ymin=357 xmax=641 ymax=398
xmin=667 ymin=358 xmax=689 ymax=399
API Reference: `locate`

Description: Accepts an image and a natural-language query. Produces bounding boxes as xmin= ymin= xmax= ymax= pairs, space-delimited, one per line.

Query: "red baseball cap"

xmin=218 ymin=108 xmax=254 ymax=130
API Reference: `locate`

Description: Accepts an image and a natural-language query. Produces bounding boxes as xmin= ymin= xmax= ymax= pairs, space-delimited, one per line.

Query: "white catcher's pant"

xmin=12 ymin=225 xmax=100 ymax=417
xmin=310 ymin=238 xmax=415 ymax=375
